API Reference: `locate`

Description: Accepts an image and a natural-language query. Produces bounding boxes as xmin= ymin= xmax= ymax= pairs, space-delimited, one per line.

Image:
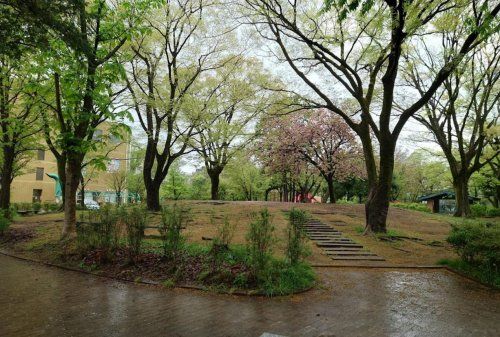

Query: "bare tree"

xmin=242 ymin=0 xmax=500 ymax=232
xmin=108 ymin=169 xmax=127 ymax=206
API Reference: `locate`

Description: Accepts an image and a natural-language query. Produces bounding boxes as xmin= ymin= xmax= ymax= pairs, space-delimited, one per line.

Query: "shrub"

xmin=286 ymin=208 xmax=308 ymax=265
xmin=10 ymin=203 xmax=18 ymax=213
xmin=122 ymin=206 xmax=147 ymax=261
xmin=392 ymin=202 xmax=431 ymax=213
xmin=213 ymin=215 xmax=236 ymax=249
xmin=210 ymin=215 xmax=236 ymax=265
xmin=0 ymin=210 xmax=11 ymax=235
xmin=159 ymin=204 xmax=190 ymax=259
xmin=447 ymin=220 xmax=500 ymax=273
xmin=470 ymin=204 xmax=500 ymax=218
xmin=76 ymin=205 xmax=121 ymax=257
xmin=49 ymin=203 xmax=60 ymax=212
xmin=32 ymin=202 xmax=41 ymax=213
xmin=259 ymin=260 xmax=315 ymax=296
xmin=41 ymin=202 xmax=59 ymax=212
xmin=246 ymin=208 xmax=275 ymax=277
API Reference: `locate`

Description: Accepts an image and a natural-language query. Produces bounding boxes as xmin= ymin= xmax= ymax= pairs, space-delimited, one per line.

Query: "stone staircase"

xmin=303 ymin=219 xmax=385 ymax=262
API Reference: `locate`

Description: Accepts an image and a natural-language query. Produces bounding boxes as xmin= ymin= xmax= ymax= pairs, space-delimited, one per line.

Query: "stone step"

xmin=317 ymin=242 xmax=363 ymax=248
xmin=331 ymin=221 xmax=347 ymax=226
xmin=305 ymin=224 xmax=325 ymax=227
xmin=325 ymin=251 xmax=377 ymax=256
xmin=322 ymin=247 xmax=365 ymax=251
xmin=306 ymin=232 xmax=342 ymax=236
xmin=329 ymin=255 xmax=385 ymax=261
xmin=314 ymin=239 xmax=354 ymax=243
xmin=305 ymin=228 xmax=340 ymax=231
xmin=307 ymin=236 xmax=343 ymax=239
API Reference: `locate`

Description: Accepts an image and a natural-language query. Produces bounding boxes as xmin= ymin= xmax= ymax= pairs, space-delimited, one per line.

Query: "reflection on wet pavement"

xmin=0 ymin=254 xmax=499 ymax=337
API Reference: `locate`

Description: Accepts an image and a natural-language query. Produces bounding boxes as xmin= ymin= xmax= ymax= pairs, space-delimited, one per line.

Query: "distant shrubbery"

xmin=10 ymin=202 xmax=60 ymax=214
xmin=470 ymin=204 xmax=500 ymax=218
xmin=392 ymin=202 xmax=431 ymax=213
xmin=444 ymin=220 xmax=500 ymax=288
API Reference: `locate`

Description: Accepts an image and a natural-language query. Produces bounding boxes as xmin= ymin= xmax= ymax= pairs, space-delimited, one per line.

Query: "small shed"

xmin=417 ymin=190 xmax=479 ymax=213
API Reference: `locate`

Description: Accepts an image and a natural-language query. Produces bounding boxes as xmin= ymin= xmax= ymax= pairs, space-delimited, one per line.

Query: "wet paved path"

xmin=1 ymin=254 xmax=499 ymax=337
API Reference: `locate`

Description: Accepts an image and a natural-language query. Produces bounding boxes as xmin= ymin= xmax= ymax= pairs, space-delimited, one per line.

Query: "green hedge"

xmin=470 ymin=204 xmax=500 ymax=218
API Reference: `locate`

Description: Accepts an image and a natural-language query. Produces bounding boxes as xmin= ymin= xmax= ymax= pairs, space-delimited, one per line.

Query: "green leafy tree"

xmin=407 ymin=34 xmax=500 ymax=216
xmin=393 ymin=150 xmax=451 ymax=202
xmin=161 ymin=162 xmax=189 ymax=201
xmin=223 ymin=152 xmax=266 ymax=201
xmin=9 ymin=0 xmax=152 ymax=237
xmin=0 ymin=53 xmax=42 ymax=216
xmin=126 ymin=0 xmax=235 ymax=211
xmin=0 ymin=4 xmax=46 ymax=216
xmin=188 ymin=169 xmax=211 ymax=200
xmin=192 ymin=57 xmax=274 ymax=200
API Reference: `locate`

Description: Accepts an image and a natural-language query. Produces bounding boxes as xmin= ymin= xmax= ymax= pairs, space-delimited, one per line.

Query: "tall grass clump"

xmin=286 ymin=208 xmax=309 ymax=265
xmin=122 ymin=206 xmax=147 ymax=261
xmin=213 ymin=215 xmax=236 ymax=249
xmin=246 ymin=208 xmax=275 ymax=278
xmin=76 ymin=205 xmax=121 ymax=256
xmin=159 ymin=204 xmax=191 ymax=260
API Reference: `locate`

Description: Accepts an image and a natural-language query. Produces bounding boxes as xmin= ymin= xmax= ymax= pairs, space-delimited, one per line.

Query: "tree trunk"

xmin=453 ymin=175 xmax=471 ymax=217
xmin=116 ymin=191 xmax=122 ymax=205
xmin=145 ymin=182 xmax=161 ymax=211
xmin=208 ymin=170 xmax=221 ymax=200
xmin=0 ymin=147 xmax=14 ymax=218
xmin=56 ymin=156 xmax=66 ymax=207
xmin=365 ymin=183 xmax=390 ymax=233
xmin=494 ymin=185 xmax=500 ymax=208
xmin=79 ymin=175 xmax=85 ymax=208
xmin=61 ymin=159 xmax=81 ymax=239
xmin=326 ymin=176 xmax=336 ymax=204
xmin=364 ymin=136 xmax=394 ymax=233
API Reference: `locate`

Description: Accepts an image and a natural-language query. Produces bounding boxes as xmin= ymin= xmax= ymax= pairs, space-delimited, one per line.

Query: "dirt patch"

xmin=0 ymin=227 xmax=36 ymax=244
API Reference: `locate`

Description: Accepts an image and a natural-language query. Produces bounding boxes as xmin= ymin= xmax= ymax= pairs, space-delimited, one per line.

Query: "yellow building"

xmin=10 ymin=125 xmax=130 ymax=204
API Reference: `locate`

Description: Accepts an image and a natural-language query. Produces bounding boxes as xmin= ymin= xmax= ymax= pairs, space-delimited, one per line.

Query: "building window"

xmin=107 ymin=159 xmax=120 ymax=172
xmin=92 ymin=129 xmax=103 ymax=142
xmin=32 ymin=189 xmax=42 ymax=203
xmin=36 ymin=167 xmax=44 ymax=181
xmin=37 ymin=149 xmax=45 ymax=160
xmin=109 ymin=134 xmax=121 ymax=144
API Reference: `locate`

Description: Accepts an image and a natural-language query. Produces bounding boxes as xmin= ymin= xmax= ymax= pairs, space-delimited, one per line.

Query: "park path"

xmin=302 ymin=218 xmax=385 ymax=262
xmin=0 ymin=253 xmax=499 ymax=337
